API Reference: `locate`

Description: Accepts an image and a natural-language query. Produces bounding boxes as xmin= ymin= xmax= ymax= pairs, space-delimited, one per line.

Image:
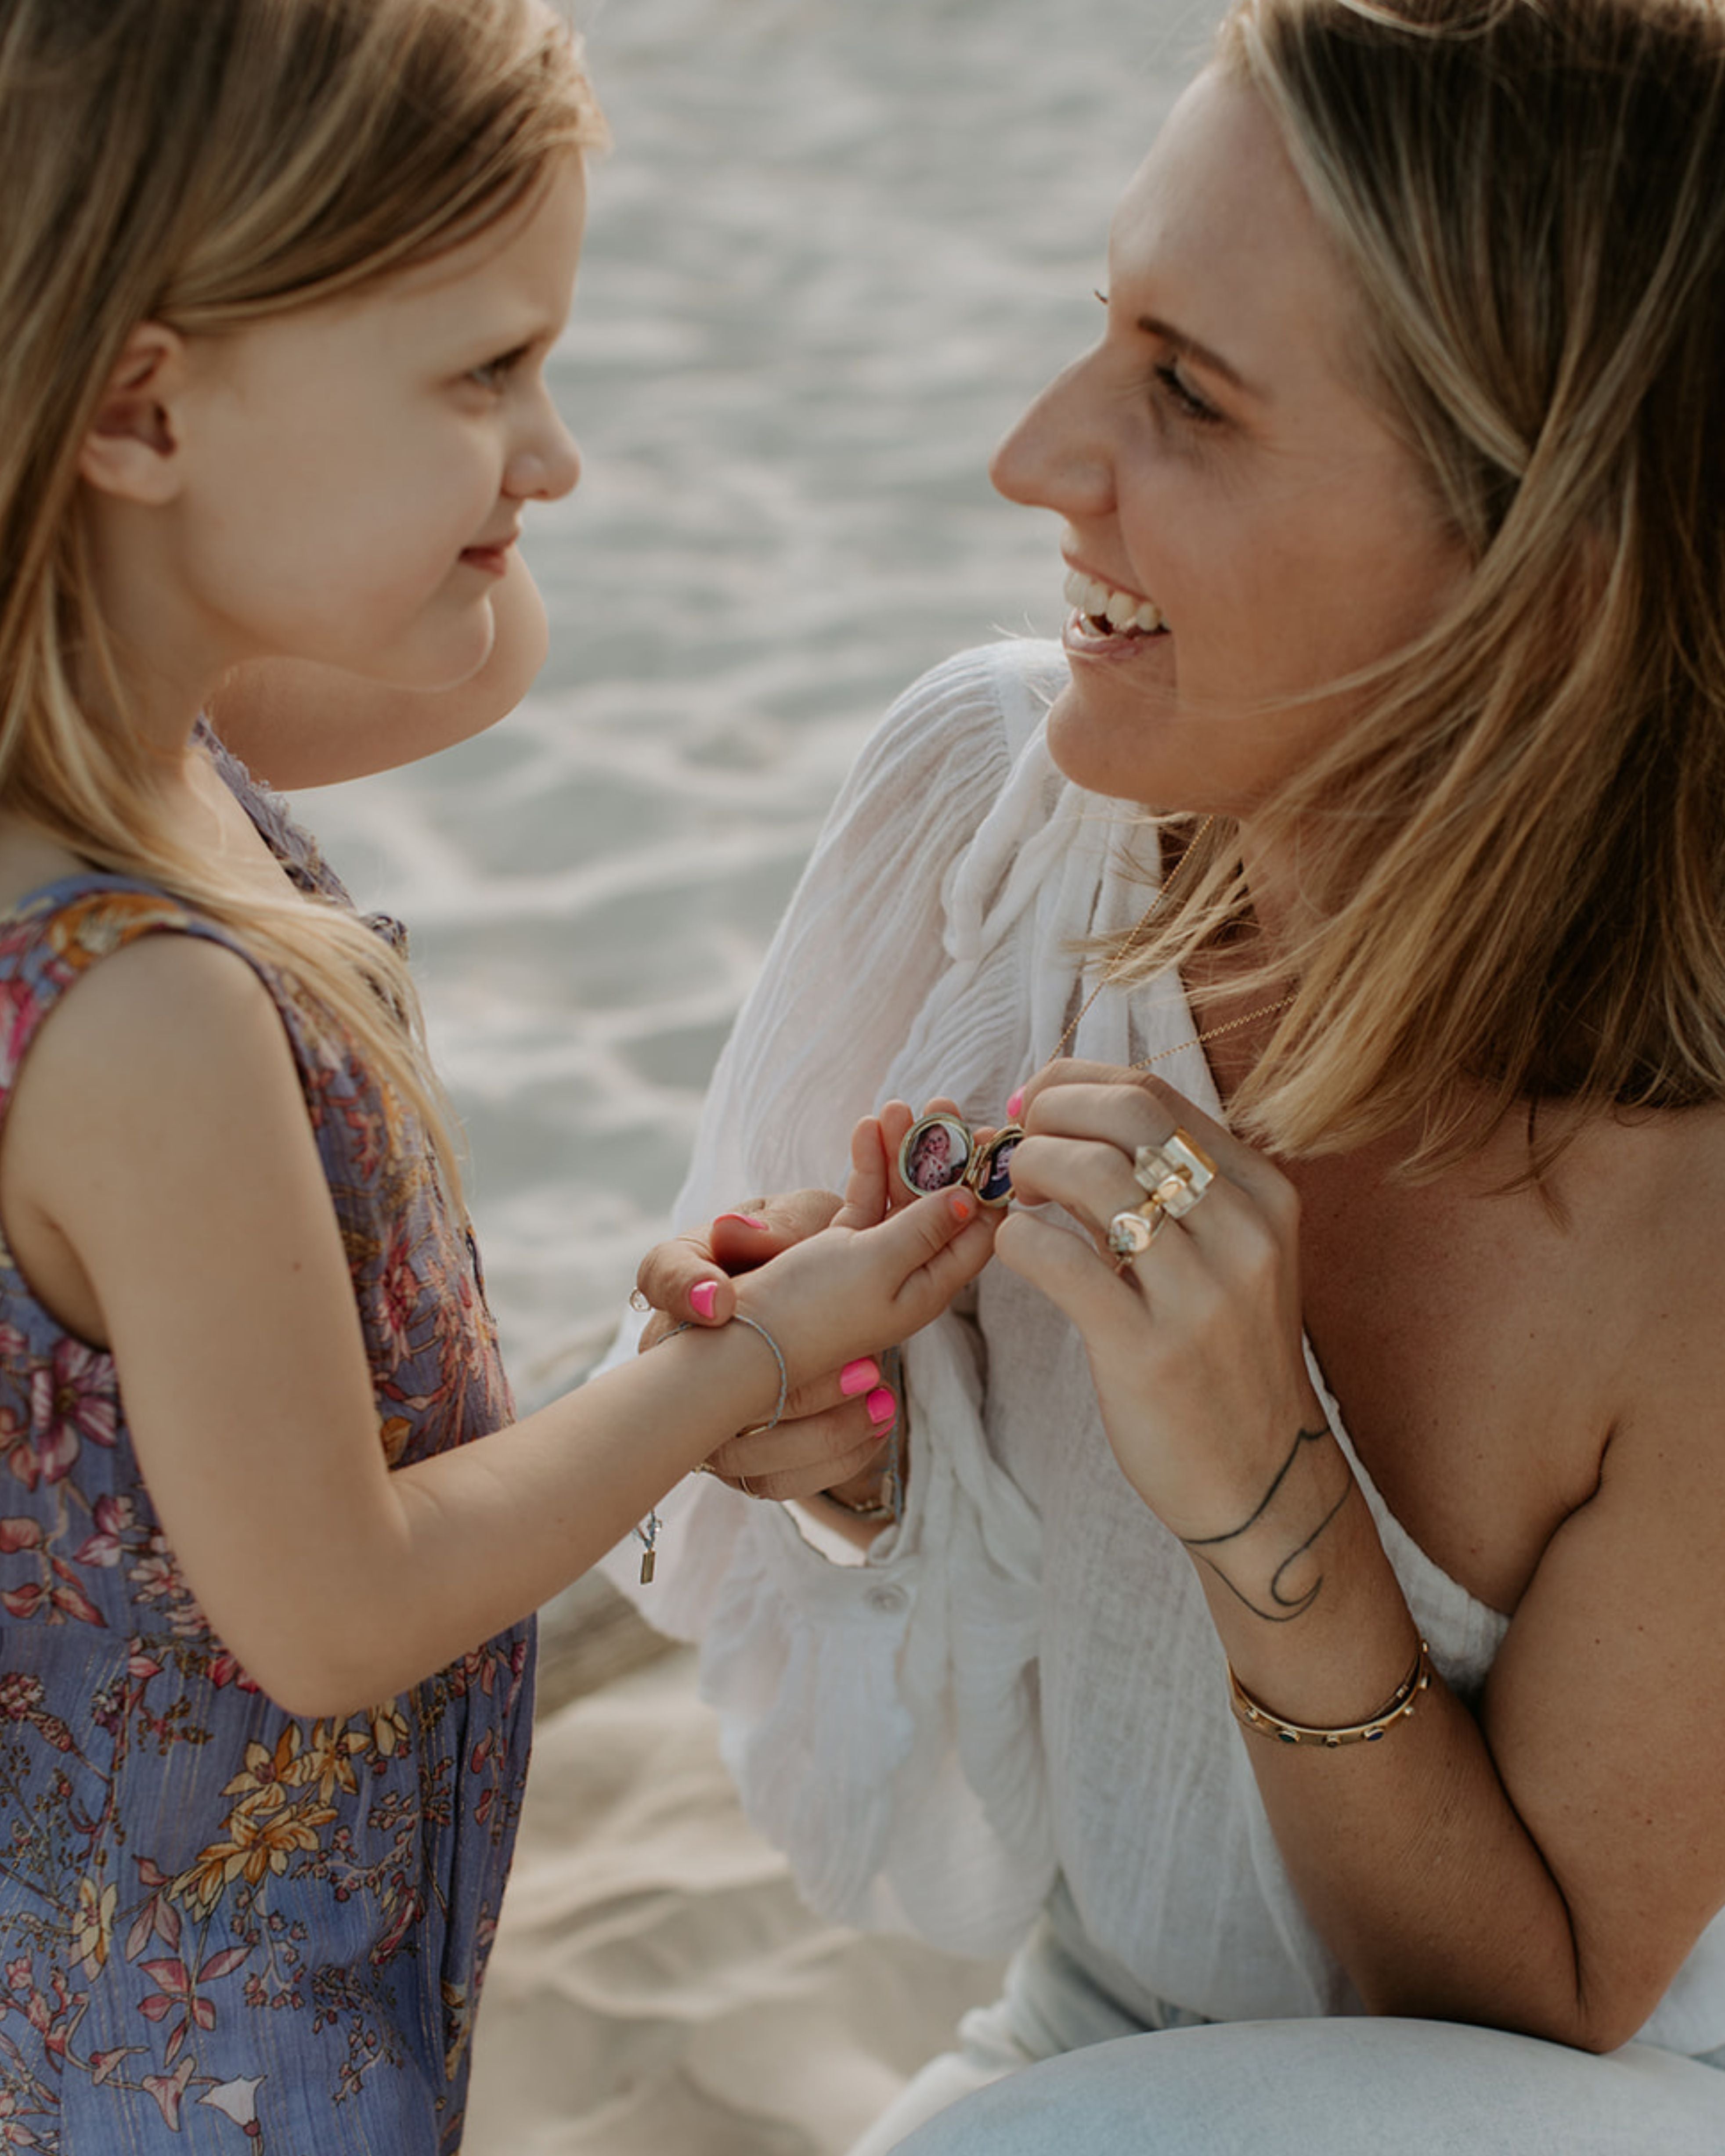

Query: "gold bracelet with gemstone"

xmin=1228 ymin=1637 xmax=1432 ymax=1749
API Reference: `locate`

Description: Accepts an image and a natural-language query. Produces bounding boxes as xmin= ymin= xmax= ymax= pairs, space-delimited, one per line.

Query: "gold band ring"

xmin=1106 ymin=1198 xmax=1165 ymax=1269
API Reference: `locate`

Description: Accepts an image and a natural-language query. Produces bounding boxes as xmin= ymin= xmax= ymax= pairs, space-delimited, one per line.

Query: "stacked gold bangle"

xmin=1228 ymin=1638 xmax=1432 ymax=1748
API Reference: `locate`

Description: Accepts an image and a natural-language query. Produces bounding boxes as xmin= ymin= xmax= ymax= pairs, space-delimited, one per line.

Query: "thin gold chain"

xmin=1048 ymin=815 xmax=1295 ymax=1073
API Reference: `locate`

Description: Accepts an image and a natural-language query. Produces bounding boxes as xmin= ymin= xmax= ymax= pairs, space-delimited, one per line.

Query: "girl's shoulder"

xmin=0 ymin=883 xmax=306 ymax=1350
xmin=0 ymin=872 xmax=275 ymax=1076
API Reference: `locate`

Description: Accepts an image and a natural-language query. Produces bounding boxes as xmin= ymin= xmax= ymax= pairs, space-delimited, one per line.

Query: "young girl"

xmin=0 ymin=2 xmax=993 ymax=2147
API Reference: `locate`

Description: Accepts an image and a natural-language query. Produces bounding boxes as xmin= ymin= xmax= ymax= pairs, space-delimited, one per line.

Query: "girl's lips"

xmin=459 ymin=544 xmax=511 ymax=577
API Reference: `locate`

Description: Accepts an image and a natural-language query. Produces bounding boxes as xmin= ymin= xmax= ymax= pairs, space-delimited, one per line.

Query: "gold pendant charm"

xmin=897 ymin=1115 xmax=1024 ymax=1208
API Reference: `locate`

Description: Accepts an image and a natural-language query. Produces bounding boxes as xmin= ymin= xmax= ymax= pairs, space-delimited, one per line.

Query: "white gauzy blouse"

xmin=599 ymin=639 xmax=1725 ymax=2059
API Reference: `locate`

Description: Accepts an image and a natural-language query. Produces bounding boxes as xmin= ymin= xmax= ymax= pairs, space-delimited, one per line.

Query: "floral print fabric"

xmin=0 ymin=750 xmax=530 ymax=2152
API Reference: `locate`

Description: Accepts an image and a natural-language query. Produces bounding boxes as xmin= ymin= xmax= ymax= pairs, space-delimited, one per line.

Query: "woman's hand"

xmin=1000 ymin=1060 xmax=1332 ymax=1550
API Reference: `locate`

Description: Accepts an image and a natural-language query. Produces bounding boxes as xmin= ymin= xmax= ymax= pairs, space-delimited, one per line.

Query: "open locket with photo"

xmin=896 ymin=1114 xmax=1025 ymax=1209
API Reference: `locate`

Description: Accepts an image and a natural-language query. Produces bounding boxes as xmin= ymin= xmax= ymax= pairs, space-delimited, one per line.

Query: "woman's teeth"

xmin=1063 ymin=567 xmax=1165 ymax=635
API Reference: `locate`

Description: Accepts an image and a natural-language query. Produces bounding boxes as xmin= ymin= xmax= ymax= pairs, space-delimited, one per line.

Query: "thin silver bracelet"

xmin=634 ymin=1311 xmax=791 ymax=1581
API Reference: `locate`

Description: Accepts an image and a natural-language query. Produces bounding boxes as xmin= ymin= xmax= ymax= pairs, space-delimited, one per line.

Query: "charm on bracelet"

xmin=897 ymin=1114 xmax=1023 ymax=1207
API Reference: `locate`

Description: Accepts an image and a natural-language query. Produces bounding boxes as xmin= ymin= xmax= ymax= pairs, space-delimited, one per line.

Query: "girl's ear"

xmin=78 ymin=324 xmax=189 ymax=504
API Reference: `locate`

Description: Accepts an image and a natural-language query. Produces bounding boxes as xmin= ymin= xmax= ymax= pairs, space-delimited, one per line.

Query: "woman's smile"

xmin=992 ymin=68 xmax=1469 ymax=818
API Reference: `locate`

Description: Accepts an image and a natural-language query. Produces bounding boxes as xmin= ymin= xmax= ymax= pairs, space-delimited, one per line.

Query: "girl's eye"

xmin=469 ymin=347 xmax=527 ymax=392
xmin=1154 ymin=361 xmax=1222 ymax=426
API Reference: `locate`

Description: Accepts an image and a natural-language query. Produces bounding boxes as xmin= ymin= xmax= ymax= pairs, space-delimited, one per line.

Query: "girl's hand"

xmin=733 ymin=1114 xmax=997 ymax=1412
xmin=999 ymin=1060 xmax=1327 ymax=1542
xmin=634 ymin=1187 xmax=844 ymax=1335
xmin=633 ymin=1190 xmax=901 ymax=1502
xmin=633 ymin=1096 xmax=969 ymax=1330
xmin=631 ymin=1100 xmax=964 ymax=1502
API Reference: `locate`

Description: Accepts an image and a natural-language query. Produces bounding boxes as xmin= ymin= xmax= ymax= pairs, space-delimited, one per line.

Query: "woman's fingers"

xmin=1018 ymin=1073 xmax=1294 ymax=1223
xmin=1021 ymin=1067 xmax=1235 ymax=1163
xmin=994 ymin=1208 xmax=1143 ymax=1346
xmin=1007 ymin=1128 xmax=1227 ymax=1251
xmin=703 ymin=1395 xmax=896 ymax=1500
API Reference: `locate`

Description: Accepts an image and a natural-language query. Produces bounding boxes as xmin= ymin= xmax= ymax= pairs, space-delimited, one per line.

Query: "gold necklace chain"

xmin=1047 ymin=815 xmax=1296 ymax=1074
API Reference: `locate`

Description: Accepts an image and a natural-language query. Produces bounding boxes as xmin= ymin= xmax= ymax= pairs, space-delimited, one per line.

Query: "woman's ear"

xmin=78 ymin=324 xmax=189 ymax=504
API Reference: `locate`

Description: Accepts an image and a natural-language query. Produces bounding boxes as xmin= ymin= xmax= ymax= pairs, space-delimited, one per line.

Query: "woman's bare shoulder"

xmin=1578 ymin=1098 xmax=1725 ymax=1422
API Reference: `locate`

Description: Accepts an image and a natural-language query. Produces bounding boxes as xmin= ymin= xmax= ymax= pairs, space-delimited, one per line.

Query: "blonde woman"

xmin=0 ymin=1 xmax=996 ymax=2145
xmin=625 ymin=0 xmax=1725 ymax=2144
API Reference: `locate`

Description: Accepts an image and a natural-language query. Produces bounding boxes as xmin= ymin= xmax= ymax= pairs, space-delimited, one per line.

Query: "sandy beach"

xmin=462 ymin=1589 xmax=1003 ymax=2155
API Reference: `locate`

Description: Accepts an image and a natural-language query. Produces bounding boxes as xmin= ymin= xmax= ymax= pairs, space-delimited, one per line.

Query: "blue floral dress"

xmin=0 ymin=737 xmax=532 ymax=2152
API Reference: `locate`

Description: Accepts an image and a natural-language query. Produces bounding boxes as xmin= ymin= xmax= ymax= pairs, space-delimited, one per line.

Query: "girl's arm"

xmin=206 ymin=548 xmax=548 ymax=789
xmin=1002 ymin=1065 xmax=1725 ymax=2056
xmin=3 ymin=930 xmax=992 ymax=1716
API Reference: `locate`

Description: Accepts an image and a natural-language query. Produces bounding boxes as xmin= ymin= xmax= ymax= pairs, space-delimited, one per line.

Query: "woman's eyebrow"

xmin=1137 ymin=313 xmax=1263 ymax=400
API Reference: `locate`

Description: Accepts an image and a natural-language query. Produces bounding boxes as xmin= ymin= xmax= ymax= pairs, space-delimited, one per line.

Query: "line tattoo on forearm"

xmin=1179 ymin=1424 xmax=1355 ymax=1622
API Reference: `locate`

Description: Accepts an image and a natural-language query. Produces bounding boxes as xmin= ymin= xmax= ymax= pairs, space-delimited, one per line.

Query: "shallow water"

xmin=304 ymin=0 xmax=1209 ymax=1395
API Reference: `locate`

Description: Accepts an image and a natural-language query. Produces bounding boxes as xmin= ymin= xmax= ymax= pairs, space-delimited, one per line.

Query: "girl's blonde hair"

xmin=1119 ymin=0 xmax=1725 ymax=1176
xmin=0 ymin=0 xmax=604 ymax=1189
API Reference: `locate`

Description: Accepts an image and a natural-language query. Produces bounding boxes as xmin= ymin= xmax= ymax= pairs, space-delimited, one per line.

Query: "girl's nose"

xmin=508 ymin=395 xmax=581 ymax=504
xmin=989 ymin=353 xmax=1113 ymax=522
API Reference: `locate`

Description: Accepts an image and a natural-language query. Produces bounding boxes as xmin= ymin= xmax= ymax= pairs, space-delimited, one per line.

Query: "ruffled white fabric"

xmin=599 ymin=641 xmax=1725 ymax=2056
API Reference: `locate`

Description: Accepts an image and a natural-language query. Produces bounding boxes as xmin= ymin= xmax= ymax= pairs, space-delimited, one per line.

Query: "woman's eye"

xmin=1154 ymin=361 xmax=1222 ymax=426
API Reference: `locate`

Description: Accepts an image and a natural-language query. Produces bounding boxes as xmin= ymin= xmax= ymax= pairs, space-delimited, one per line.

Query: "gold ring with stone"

xmin=1133 ymin=1130 xmax=1216 ymax=1219
xmin=1106 ymin=1200 xmax=1164 ymax=1268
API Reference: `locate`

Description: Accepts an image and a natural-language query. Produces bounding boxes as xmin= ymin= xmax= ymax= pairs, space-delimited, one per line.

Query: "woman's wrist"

xmin=1190 ymin=1442 xmax=1421 ymax=1732
xmin=1171 ymin=1415 xmax=1354 ymax=1622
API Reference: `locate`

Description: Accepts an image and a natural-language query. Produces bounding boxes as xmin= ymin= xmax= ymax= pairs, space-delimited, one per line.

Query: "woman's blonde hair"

xmin=1119 ymin=0 xmax=1725 ymax=1176
xmin=0 ymin=0 xmax=604 ymax=1190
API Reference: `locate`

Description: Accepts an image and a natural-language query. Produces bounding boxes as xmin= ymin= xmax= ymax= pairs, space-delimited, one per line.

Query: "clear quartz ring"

xmin=1133 ymin=1130 xmax=1217 ymax=1219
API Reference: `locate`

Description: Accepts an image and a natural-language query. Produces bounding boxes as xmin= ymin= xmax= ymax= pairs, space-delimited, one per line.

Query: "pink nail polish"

xmin=1005 ymin=1089 xmax=1025 ymax=1121
xmin=839 ymin=1358 xmax=880 ymax=1397
xmin=716 ymin=1211 xmax=769 ymax=1230
xmin=689 ymin=1280 xmax=718 ymax=1320
xmin=865 ymin=1387 xmax=896 ymax=1424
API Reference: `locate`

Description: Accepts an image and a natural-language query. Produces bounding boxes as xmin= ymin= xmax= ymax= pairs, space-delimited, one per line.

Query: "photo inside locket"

xmin=900 ymin=1114 xmax=973 ymax=1195
xmin=974 ymin=1131 xmax=1020 ymax=1207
